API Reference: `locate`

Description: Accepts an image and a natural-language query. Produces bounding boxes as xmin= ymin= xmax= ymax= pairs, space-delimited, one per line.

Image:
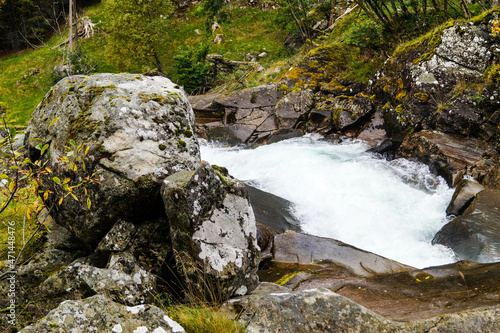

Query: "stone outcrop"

xmin=371 ymin=17 xmax=500 ymax=139
xmin=191 ymin=43 xmax=381 ymax=146
xmin=369 ymin=12 xmax=500 ymax=187
xmin=20 ymin=295 xmax=185 ymax=333
xmin=1 ymin=73 xmax=261 ymax=329
xmin=433 ymin=189 xmax=500 ymax=262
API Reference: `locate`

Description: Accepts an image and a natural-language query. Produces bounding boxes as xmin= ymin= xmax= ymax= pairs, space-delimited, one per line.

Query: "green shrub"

xmin=346 ymin=17 xmax=384 ymax=49
xmin=173 ymin=43 xmax=212 ymax=94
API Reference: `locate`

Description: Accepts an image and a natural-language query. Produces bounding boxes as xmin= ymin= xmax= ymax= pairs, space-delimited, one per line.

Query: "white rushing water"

xmin=200 ymin=134 xmax=456 ymax=269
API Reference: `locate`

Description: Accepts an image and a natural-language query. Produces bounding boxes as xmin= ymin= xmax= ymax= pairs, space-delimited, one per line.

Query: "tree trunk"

xmin=153 ymin=53 xmax=164 ymax=73
xmin=328 ymin=0 xmax=336 ymax=27
xmin=69 ymin=0 xmax=73 ymax=53
xmin=73 ymin=0 xmax=78 ymax=46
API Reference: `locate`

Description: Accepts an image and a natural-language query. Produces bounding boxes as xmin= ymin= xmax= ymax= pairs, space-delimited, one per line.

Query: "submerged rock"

xmin=433 ymin=189 xmax=500 ymax=262
xmin=20 ymin=294 xmax=185 ymax=333
xmin=245 ymin=184 xmax=301 ymax=233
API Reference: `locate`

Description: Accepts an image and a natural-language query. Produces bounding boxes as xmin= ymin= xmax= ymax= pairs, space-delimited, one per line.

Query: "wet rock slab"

xmin=396 ymin=130 xmax=488 ymax=186
xmin=273 ymin=230 xmax=414 ymax=277
xmin=434 ymin=189 xmax=500 ymax=262
xmin=225 ymin=280 xmax=500 ymax=332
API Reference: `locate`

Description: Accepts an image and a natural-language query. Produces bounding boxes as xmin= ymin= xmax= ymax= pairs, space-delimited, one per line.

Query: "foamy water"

xmin=200 ymin=135 xmax=456 ymax=269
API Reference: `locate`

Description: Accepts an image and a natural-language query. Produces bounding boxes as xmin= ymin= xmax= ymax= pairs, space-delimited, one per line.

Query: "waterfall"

xmin=200 ymin=134 xmax=456 ymax=269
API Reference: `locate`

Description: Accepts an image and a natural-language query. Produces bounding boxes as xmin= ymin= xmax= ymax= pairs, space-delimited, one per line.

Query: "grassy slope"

xmin=0 ymin=2 xmax=292 ymax=126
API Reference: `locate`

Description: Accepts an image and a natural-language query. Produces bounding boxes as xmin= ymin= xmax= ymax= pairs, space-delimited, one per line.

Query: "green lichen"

xmin=184 ymin=129 xmax=193 ymax=137
xmin=39 ymin=88 xmax=56 ymax=108
xmin=395 ymin=104 xmax=404 ymax=115
xmin=110 ymin=95 xmax=131 ymax=102
xmin=278 ymin=84 xmax=289 ymax=93
xmin=250 ymin=91 xmax=257 ymax=103
xmin=470 ymin=7 xmax=500 ymax=25
xmin=159 ymin=144 xmax=167 ymax=150
xmin=167 ymin=91 xmax=182 ymax=100
xmin=139 ymin=92 xmax=173 ymax=105
xmin=68 ymin=110 xmax=101 ymax=141
xmin=177 ymin=140 xmax=186 ymax=149
xmin=395 ymin=90 xmax=407 ymax=101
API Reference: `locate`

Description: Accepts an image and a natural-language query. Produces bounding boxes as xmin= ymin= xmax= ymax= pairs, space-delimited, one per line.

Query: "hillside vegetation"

xmin=0 ymin=0 xmax=487 ymax=126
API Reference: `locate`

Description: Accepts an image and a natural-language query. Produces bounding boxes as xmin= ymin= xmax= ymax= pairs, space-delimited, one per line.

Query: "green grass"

xmin=0 ymin=2 xmax=293 ymax=125
xmin=167 ymin=304 xmax=244 ymax=333
xmin=0 ymin=187 xmax=40 ymax=263
xmin=0 ymin=46 xmax=62 ymax=125
xmin=0 ymin=0 xmax=491 ymax=126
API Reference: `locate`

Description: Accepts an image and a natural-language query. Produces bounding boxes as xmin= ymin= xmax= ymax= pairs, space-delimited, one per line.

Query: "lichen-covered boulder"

xmin=20 ymin=295 xmax=185 ymax=333
xmin=371 ymin=15 xmax=500 ymax=139
xmin=433 ymin=189 xmax=500 ymax=262
xmin=37 ymin=253 xmax=155 ymax=306
xmin=226 ymin=282 xmax=403 ymax=332
xmin=25 ymin=73 xmax=200 ymax=248
xmin=162 ymin=163 xmax=260 ymax=299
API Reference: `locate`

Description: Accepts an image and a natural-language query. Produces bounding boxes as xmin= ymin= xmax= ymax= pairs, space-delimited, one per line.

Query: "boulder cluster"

xmin=1 ymin=73 xmax=260 ymax=331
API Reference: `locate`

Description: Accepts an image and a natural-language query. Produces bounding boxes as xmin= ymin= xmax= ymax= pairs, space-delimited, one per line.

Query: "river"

xmin=200 ymin=134 xmax=456 ymax=269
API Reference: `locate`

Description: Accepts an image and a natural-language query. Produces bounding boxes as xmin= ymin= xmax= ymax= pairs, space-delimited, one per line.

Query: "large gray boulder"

xmin=162 ymin=163 xmax=260 ymax=299
xmin=20 ymin=294 xmax=185 ymax=333
xmin=26 ymin=73 xmax=200 ymax=249
xmin=433 ymin=189 xmax=500 ymax=262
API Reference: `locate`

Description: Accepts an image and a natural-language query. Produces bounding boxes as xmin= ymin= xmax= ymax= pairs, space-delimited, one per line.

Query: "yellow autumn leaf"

xmin=8 ymin=180 xmax=15 ymax=192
